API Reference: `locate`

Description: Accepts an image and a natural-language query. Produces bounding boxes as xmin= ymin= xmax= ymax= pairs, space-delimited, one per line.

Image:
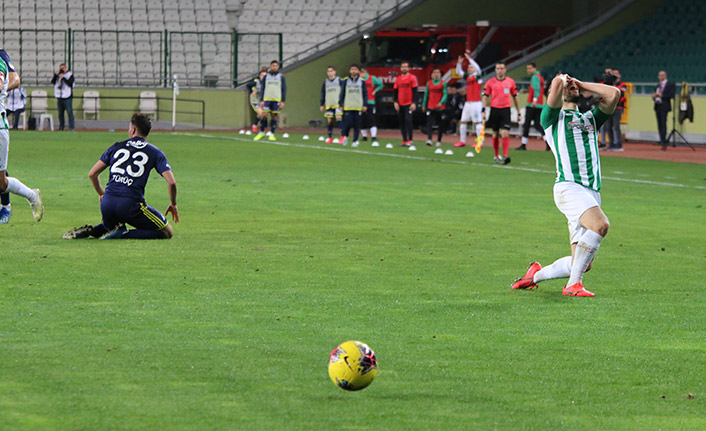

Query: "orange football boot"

xmin=511 ymin=262 xmax=542 ymax=290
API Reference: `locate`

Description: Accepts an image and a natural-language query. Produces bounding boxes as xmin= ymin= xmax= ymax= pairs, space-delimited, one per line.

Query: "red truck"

xmin=359 ymin=25 xmax=556 ymax=120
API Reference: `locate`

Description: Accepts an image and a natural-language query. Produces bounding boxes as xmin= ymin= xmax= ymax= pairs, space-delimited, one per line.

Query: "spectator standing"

xmin=51 ymin=63 xmax=75 ymax=131
xmin=319 ymin=65 xmax=342 ymax=144
xmin=598 ymin=67 xmax=614 ymax=148
xmin=606 ymin=68 xmax=627 ymax=151
xmin=393 ymin=61 xmax=418 ymax=147
xmin=454 ymin=52 xmax=484 ymax=148
xmin=518 ymin=62 xmax=545 ymax=151
xmin=360 ymin=66 xmax=383 ymax=145
xmin=652 ymin=70 xmax=676 ymax=147
xmin=255 ymin=60 xmax=287 ymax=141
xmin=443 ymin=84 xmax=463 ymax=135
xmin=6 ymin=85 xmax=25 ymax=130
xmin=338 ymin=64 xmax=367 ymax=148
xmin=246 ymin=67 xmax=267 ymax=132
xmin=422 ymin=67 xmax=447 ymax=147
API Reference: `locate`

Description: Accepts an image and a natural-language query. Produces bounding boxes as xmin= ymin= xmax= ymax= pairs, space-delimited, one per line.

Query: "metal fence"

xmin=1 ymin=28 xmax=281 ymax=88
xmin=24 ymin=93 xmax=206 ymax=129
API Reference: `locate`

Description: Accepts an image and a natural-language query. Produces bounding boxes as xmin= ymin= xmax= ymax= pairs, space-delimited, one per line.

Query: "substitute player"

xmin=510 ymin=74 xmax=620 ymax=297
xmin=483 ymin=62 xmax=519 ymax=164
xmin=62 ymin=114 xmax=178 ymax=240
xmin=320 ymin=65 xmax=342 ymax=144
xmin=255 ymin=60 xmax=286 ymax=141
xmin=338 ymin=64 xmax=367 ymax=147
xmin=245 ymin=67 xmax=267 ymax=133
xmin=0 ymin=49 xmax=43 ymax=223
xmin=360 ymin=66 xmax=383 ymax=145
xmin=393 ymin=61 xmax=418 ymax=147
xmin=422 ymin=67 xmax=447 ymax=147
xmin=454 ymin=52 xmax=483 ymax=150
xmin=518 ymin=62 xmax=546 ymax=150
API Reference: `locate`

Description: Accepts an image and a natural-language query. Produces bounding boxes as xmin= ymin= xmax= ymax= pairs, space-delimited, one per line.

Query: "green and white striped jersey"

xmin=541 ymin=106 xmax=611 ymax=191
xmin=0 ymin=58 xmax=8 ymax=130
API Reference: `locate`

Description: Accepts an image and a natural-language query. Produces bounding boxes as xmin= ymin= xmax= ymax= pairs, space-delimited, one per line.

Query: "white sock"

xmin=533 ymin=256 xmax=572 ymax=283
xmin=2 ymin=204 xmax=10 ymax=210
xmin=475 ymin=123 xmax=483 ymax=139
xmin=361 ymin=130 xmax=368 ymax=138
xmin=6 ymin=177 xmax=36 ymax=201
xmin=521 ymin=136 xmax=528 ymax=145
xmin=567 ymin=230 xmax=604 ymax=286
xmin=459 ymin=123 xmax=467 ymax=143
xmin=370 ymin=126 xmax=378 ymax=138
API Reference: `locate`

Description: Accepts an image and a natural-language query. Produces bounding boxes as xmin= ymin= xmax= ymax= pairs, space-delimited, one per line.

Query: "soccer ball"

xmin=328 ymin=340 xmax=379 ymax=391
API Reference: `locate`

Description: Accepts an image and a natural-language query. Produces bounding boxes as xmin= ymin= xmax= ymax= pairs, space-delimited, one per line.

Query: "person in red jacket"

xmin=393 ymin=61 xmax=418 ymax=147
xmin=483 ymin=62 xmax=520 ymax=164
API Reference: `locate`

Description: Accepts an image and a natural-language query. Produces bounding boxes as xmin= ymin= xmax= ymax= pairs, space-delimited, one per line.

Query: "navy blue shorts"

xmin=262 ymin=101 xmax=281 ymax=113
xmin=101 ymin=194 xmax=168 ymax=231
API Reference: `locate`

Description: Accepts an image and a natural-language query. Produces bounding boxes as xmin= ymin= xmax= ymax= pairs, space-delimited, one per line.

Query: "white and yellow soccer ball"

xmin=328 ymin=340 xmax=379 ymax=391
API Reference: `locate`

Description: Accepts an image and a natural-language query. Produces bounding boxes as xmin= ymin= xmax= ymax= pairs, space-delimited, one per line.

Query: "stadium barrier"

xmin=24 ymin=94 xmax=206 ymax=129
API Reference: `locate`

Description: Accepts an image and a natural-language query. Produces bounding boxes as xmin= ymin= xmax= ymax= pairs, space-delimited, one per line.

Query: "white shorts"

xmin=0 ymin=129 xmax=8 ymax=171
xmin=553 ymin=181 xmax=601 ymax=244
xmin=461 ymin=101 xmax=483 ymax=123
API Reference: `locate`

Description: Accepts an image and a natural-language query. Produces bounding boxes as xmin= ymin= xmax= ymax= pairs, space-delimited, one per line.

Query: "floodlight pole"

xmin=172 ymin=74 xmax=179 ymax=132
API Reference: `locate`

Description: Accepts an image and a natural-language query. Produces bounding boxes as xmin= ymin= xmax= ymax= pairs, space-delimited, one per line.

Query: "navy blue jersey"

xmin=100 ymin=137 xmax=171 ymax=201
xmin=0 ymin=50 xmax=15 ymax=72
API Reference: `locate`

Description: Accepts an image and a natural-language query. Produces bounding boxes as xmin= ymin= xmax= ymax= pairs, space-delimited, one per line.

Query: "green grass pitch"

xmin=1 ymin=130 xmax=705 ymax=430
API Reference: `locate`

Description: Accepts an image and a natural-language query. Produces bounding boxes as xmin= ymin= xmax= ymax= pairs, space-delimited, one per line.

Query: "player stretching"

xmin=320 ymin=66 xmax=342 ymax=144
xmin=246 ymin=67 xmax=267 ymax=133
xmin=483 ymin=62 xmax=519 ymax=164
xmin=393 ymin=61 xmax=418 ymax=147
xmin=510 ymin=74 xmax=620 ymax=297
xmin=62 ymin=114 xmax=179 ymax=240
xmin=454 ymin=52 xmax=483 ymax=151
xmin=360 ymin=66 xmax=383 ymax=145
xmin=338 ymin=64 xmax=368 ymax=147
xmin=518 ymin=62 xmax=546 ymax=150
xmin=0 ymin=49 xmax=43 ymax=223
xmin=422 ymin=67 xmax=447 ymax=147
xmin=255 ymin=60 xmax=286 ymax=141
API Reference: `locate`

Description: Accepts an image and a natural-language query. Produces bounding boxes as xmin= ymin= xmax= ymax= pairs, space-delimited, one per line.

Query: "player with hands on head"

xmin=510 ymin=73 xmax=620 ymax=297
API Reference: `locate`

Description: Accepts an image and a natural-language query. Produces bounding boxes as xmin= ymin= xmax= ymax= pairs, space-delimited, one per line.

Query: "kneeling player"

xmin=510 ymin=74 xmax=619 ymax=296
xmin=63 ymin=114 xmax=179 ymax=240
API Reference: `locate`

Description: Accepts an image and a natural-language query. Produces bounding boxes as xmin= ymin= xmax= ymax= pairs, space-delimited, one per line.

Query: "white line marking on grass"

xmin=180 ymin=133 xmax=706 ymax=190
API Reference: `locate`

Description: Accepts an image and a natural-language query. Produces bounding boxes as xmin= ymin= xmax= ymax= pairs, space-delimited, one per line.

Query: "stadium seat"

xmin=30 ymin=90 xmax=54 ymax=131
xmin=82 ymin=90 xmax=100 ymax=120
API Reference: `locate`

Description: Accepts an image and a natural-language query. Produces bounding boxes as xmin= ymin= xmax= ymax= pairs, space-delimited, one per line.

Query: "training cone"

xmin=302 ymin=135 xmax=309 ymax=140
xmin=385 ymin=143 xmax=393 ymax=149
xmin=371 ymin=142 xmax=380 ymax=147
xmin=238 ymin=129 xmax=245 ymax=134
xmin=465 ymin=151 xmax=475 ymax=158
xmin=445 ymin=149 xmax=453 ymax=155
xmin=333 ymin=138 xmax=339 ymax=144
xmin=434 ymin=148 xmax=443 ymax=154
xmin=409 ymin=145 xmax=416 ymax=151
xmin=282 ymin=133 xmax=289 ymax=138
xmin=245 ymin=130 xmax=252 ymax=136
xmin=318 ymin=136 xmax=325 ymax=141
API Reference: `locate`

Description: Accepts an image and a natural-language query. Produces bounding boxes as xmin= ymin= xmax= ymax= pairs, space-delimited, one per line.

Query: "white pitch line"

xmin=179 ymin=133 xmax=706 ymax=190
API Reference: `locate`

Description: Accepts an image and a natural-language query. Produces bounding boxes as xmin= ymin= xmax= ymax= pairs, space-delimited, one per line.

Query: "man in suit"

xmin=652 ymin=70 xmax=676 ymax=146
